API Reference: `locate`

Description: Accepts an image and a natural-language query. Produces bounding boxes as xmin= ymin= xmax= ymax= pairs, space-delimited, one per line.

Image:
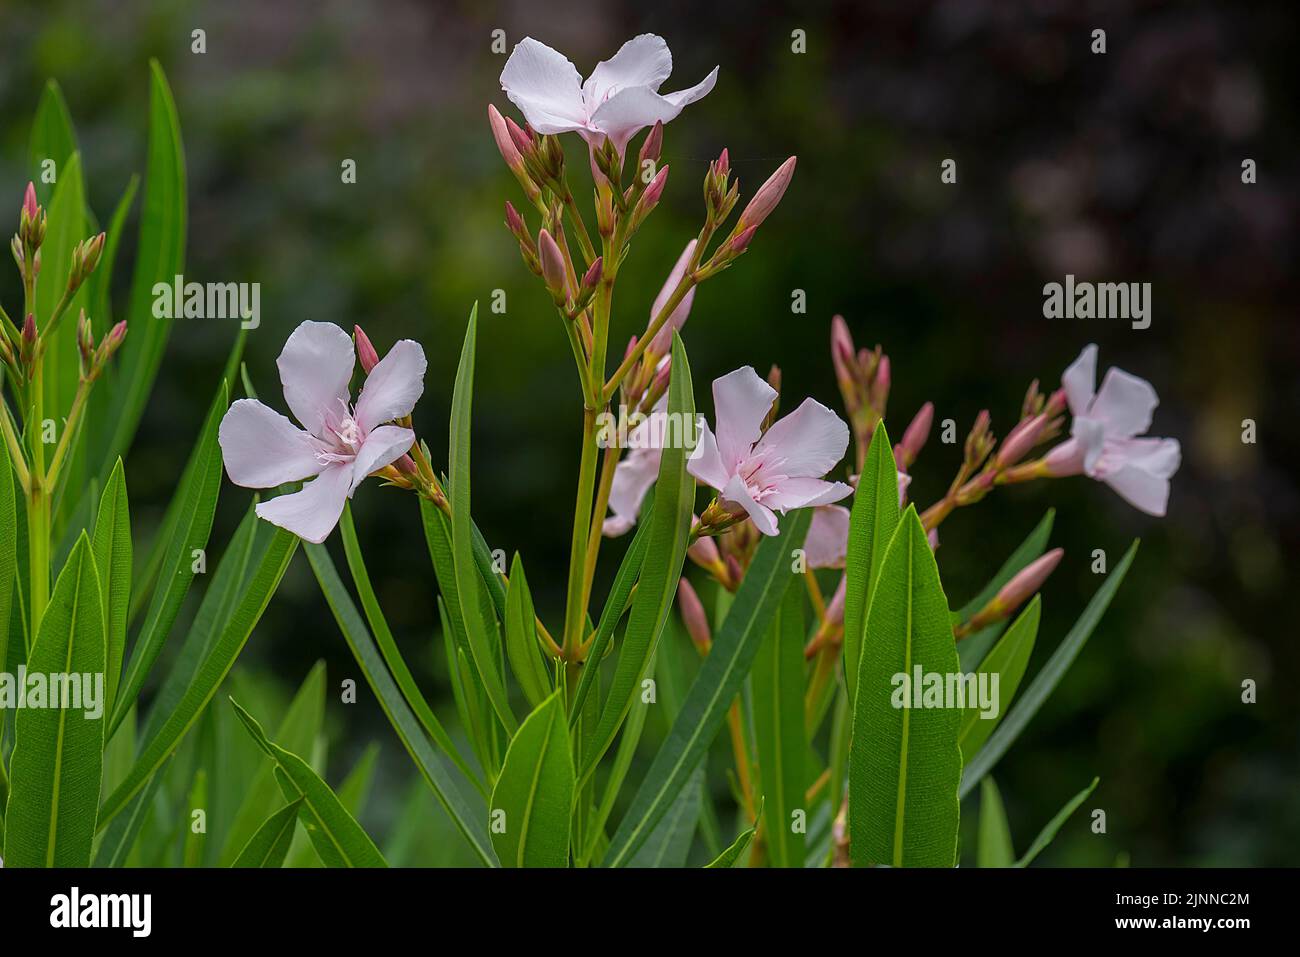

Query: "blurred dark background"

xmin=2 ymin=0 xmax=1296 ymax=865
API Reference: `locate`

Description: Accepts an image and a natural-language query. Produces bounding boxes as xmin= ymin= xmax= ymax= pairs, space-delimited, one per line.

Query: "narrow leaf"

xmin=230 ymin=799 xmax=303 ymax=868
xmin=505 ymin=554 xmax=551 ymax=709
xmin=91 ymin=458 xmax=131 ymax=717
xmin=977 ymin=777 xmax=1015 ymax=868
xmin=627 ymin=767 xmax=703 ymax=868
xmin=1016 ymin=777 xmax=1099 ymax=867
xmin=959 ymin=597 xmax=1039 ymax=762
xmin=489 ymin=691 xmax=574 ymax=867
xmin=705 ymin=813 xmax=760 ymax=868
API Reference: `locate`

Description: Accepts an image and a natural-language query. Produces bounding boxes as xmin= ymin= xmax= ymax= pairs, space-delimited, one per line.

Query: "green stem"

xmin=561 ymin=406 xmax=600 ymax=657
xmin=27 ymin=363 xmax=48 ymax=639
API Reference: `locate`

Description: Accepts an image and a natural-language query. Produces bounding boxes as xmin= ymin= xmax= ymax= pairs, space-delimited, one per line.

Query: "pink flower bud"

xmin=869 ymin=355 xmax=891 ymax=411
xmin=641 ymin=164 xmax=669 ymax=209
xmin=395 ymin=453 xmax=418 ymax=476
xmin=506 ymin=116 xmax=533 ymax=157
xmin=737 ymin=156 xmax=796 ymax=230
xmin=687 ymin=531 xmax=721 ymax=569
xmin=996 ymin=412 xmax=1049 ymax=469
xmin=639 ymin=121 xmax=663 ymax=168
xmin=728 ymin=224 xmax=758 ymax=255
xmin=488 ymin=105 xmax=525 ymax=172
xmin=22 ymin=182 xmax=37 ymax=222
xmin=581 ymin=256 xmax=603 ymax=289
xmin=677 ymin=578 xmax=712 ymax=652
xmin=831 ymin=315 xmax=855 ymax=378
xmin=996 ymin=548 xmax=1064 ymax=613
xmin=716 ymin=148 xmax=730 ymax=179
xmin=824 ymin=576 xmax=847 ymax=627
xmin=1044 ymin=387 xmax=1068 ymax=418
xmin=537 ymin=229 xmax=567 ymax=298
xmin=897 ymin=401 xmax=934 ymax=467
xmin=21 ymin=312 xmax=36 ymax=345
xmin=354 ymin=324 xmax=380 ymax=374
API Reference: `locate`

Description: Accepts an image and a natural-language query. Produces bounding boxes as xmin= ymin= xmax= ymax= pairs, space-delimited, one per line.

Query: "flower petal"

xmin=1061 ymin=343 xmax=1097 ymax=417
xmin=355 ymin=339 xmax=427 ymax=432
xmin=1070 ymin=416 xmax=1108 ymax=476
xmin=1087 ymin=366 xmax=1158 ymax=438
xmin=721 ymin=472 xmax=778 ymax=536
xmin=805 ymin=505 xmax=850 ymax=569
xmin=762 ymin=477 xmax=853 ymax=511
xmin=218 ymin=398 xmax=327 ymax=489
xmin=1102 ymin=464 xmax=1172 ymax=516
xmin=686 ymin=417 xmax=729 ymax=491
xmin=349 ymin=425 xmax=416 ymax=494
xmin=711 ymin=366 xmax=777 ymax=473
xmin=589 ymin=86 xmax=687 ymax=154
xmin=603 ymin=446 xmax=662 ymax=536
xmin=582 ymin=34 xmax=673 ymax=105
xmin=278 ymin=321 xmax=355 ymax=438
xmin=648 ymin=240 xmax=697 ymax=355
xmin=255 ymin=462 xmax=353 ymax=544
xmin=661 ymin=66 xmax=719 ymax=108
xmin=753 ymin=398 xmax=850 ymax=479
xmin=500 ymin=37 xmax=588 ymax=134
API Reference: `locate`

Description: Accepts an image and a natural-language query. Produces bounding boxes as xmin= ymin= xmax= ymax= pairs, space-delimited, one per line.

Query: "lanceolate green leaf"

xmin=752 ymin=577 xmax=806 ymax=868
xmin=960 ymin=542 xmax=1138 ymax=799
xmin=91 ymin=459 xmax=131 ymax=717
xmin=490 ymin=691 xmax=574 ymax=868
xmin=843 ymin=422 xmax=901 ymax=708
xmin=231 ymin=700 xmax=387 ymax=868
xmin=305 ymin=540 xmax=496 ymax=866
xmin=3 ymin=535 xmax=105 ymax=867
xmin=0 ymin=427 xmax=16 ymax=725
xmin=583 ymin=332 xmax=694 ymax=784
xmin=627 ymin=767 xmax=703 ymax=868
xmin=1016 ymin=777 xmax=1099 ymax=867
xmin=505 ymin=554 xmax=551 ymax=710
xmin=977 ymin=777 xmax=1015 ymax=868
xmin=448 ymin=306 xmax=516 ymax=734
xmin=98 ymin=527 xmax=298 ymax=828
xmin=220 ymin=662 xmax=325 ymax=864
xmin=98 ymin=59 xmax=187 ymax=479
xmin=959 ymin=597 xmax=1039 ymax=763
xmin=110 ymin=380 xmax=227 ymax=735
xmin=849 ymin=506 xmax=961 ymax=868
xmin=28 ymin=79 xmax=79 ymax=206
xmin=705 ymin=809 xmax=761 ymax=868
xmin=606 ymin=507 xmax=812 ymax=868
xmin=230 ymin=799 xmax=303 ymax=868
xmin=956 ymin=509 xmax=1055 ymax=671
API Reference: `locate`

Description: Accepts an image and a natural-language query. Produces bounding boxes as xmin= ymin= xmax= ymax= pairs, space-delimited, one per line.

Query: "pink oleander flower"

xmin=1044 ymin=343 xmax=1181 ymax=516
xmin=218 ymin=320 xmax=427 ymax=543
xmin=690 ymin=367 xmax=852 ymax=535
xmin=500 ymin=34 xmax=718 ymax=156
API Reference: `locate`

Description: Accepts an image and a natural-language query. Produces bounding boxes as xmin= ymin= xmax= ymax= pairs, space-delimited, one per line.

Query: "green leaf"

xmin=977 ymin=777 xmax=1015 ymax=868
xmin=489 ymin=691 xmax=574 ymax=867
xmin=1016 ymin=777 xmax=1099 ymax=867
xmin=567 ymin=495 xmax=653 ymax=724
xmin=843 ymin=422 xmax=901 ymax=708
xmin=3 ymin=535 xmax=105 ymax=866
xmin=98 ymin=526 xmax=298 ymax=828
xmin=219 ymin=662 xmax=325 ymax=864
xmin=956 ymin=510 xmax=1054 ymax=670
xmin=627 ymin=767 xmax=703 ymax=868
xmin=91 ymin=458 xmax=131 ymax=718
xmin=505 ymin=554 xmax=551 ymax=710
xmin=304 ymin=540 xmax=496 ymax=866
xmin=28 ymin=80 xmax=79 ymax=206
xmin=605 ymin=507 xmax=812 ymax=868
xmin=582 ymin=333 xmax=695 ymax=783
xmin=231 ymin=699 xmax=387 ymax=868
xmin=109 ymin=379 xmax=227 ymax=735
xmin=230 ymin=798 xmax=303 ymax=868
xmin=752 ymin=577 xmax=806 ymax=868
xmin=97 ymin=60 xmax=187 ymax=478
xmin=0 ymin=420 xmax=16 ymax=728
xmin=448 ymin=305 xmax=516 ymax=734
xmin=959 ymin=597 xmax=1039 ymax=763
xmin=849 ymin=506 xmax=961 ymax=868
xmin=337 ymin=743 xmax=381 ymax=817
xmin=86 ymin=175 xmax=139 ymax=337
xmin=35 ymin=152 xmax=88 ymax=441
xmin=960 ymin=541 xmax=1138 ymax=799
xmin=705 ymin=810 xmax=760 ymax=868
xmin=339 ymin=503 xmax=482 ymax=792
xmin=580 ymin=689 xmax=651 ymax=866
xmin=183 ymin=769 xmax=207 ymax=867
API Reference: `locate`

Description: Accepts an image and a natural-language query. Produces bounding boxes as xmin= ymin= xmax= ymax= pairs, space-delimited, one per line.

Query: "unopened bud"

xmin=395 ymin=453 xmax=418 ymax=477
xmin=687 ymin=528 xmax=722 ymax=569
xmin=1043 ymin=387 xmax=1067 ymax=418
xmin=581 ymin=256 xmax=603 ymax=290
xmin=506 ymin=116 xmax=533 ymax=157
xmin=896 ymin=402 xmax=934 ymax=468
xmin=996 ymin=412 xmax=1049 ymax=469
xmin=638 ymin=121 xmax=663 ymax=169
xmin=727 ymin=224 xmax=758 ymax=256
xmin=996 ymin=549 xmax=1063 ymax=614
xmin=964 ymin=410 xmax=993 ymax=468
xmin=869 ymin=354 xmax=890 ymax=412
xmin=737 ymin=156 xmax=796 ymax=231
xmin=77 ymin=310 xmax=95 ymax=371
xmin=633 ymin=165 xmax=669 ymax=229
xmin=354 ymin=325 xmax=380 ymax=374
xmin=824 ymin=577 xmax=847 ymax=627
xmin=537 ymin=229 xmax=567 ymax=303
xmin=677 ymin=578 xmax=712 ymax=654
xmin=22 ymin=182 xmax=37 ymax=223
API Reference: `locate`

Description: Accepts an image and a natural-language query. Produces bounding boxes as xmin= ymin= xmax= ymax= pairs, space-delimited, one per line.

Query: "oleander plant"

xmin=0 ymin=37 xmax=1180 ymax=869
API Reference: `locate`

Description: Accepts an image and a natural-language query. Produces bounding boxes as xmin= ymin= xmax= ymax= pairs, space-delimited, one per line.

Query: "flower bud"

xmin=395 ymin=453 xmax=419 ymax=477
xmin=77 ymin=310 xmax=95 ymax=373
xmin=824 ymin=576 xmax=847 ymax=627
xmin=964 ymin=410 xmax=994 ymax=469
xmin=638 ymin=121 xmax=663 ymax=169
xmin=22 ymin=182 xmax=37 ymax=223
xmin=581 ymin=256 xmax=603 ymax=290
xmin=489 ymin=105 xmax=542 ymax=203
xmin=1043 ymin=387 xmax=1068 ymax=418
xmin=354 ymin=324 xmax=380 ymax=374
xmin=687 ymin=527 xmax=722 ymax=568
xmin=896 ymin=402 xmax=934 ymax=468
xmin=677 ymin=578 xmax=712 ymax=654
xmin=537 ymin=229 xmax=568 ymax=304
xmin=634 ymin=165 xmax=669 ymax=226
xmin=506 ymin=116 xmax=534 ymax=158
xmin=998 ymin=548 xmax=1063 ymax=612
xmin=995 ymin=412 xmax=1049 ymax=469
xmin=737 ymin=156 xmax=796 ymax=231
xmin=869 ymin=354 xmax=890 ymax=412
xmin=726 ymin=224 xmax=757 ymax=256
